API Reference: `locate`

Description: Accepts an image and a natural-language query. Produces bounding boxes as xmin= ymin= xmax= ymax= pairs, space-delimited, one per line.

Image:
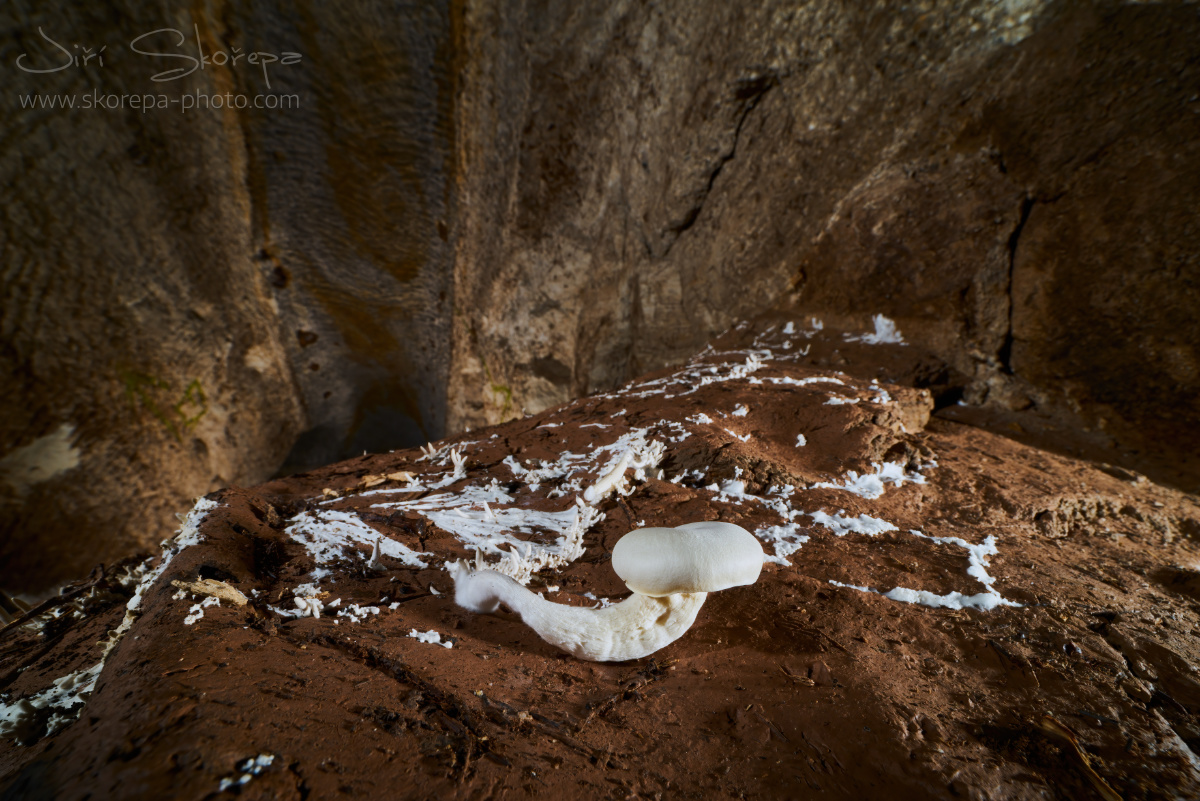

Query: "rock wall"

xmin=450 ymin=0 xmax=1200 ymax=485
xmin=0 ymin=1 xmax=457 ymax=594
xmin=4 ymin=0 xmax=1199 ymax=594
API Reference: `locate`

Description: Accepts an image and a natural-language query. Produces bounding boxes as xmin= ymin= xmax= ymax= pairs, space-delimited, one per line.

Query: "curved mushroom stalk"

xmin=448 ymin=561 xmax=707 ymax=662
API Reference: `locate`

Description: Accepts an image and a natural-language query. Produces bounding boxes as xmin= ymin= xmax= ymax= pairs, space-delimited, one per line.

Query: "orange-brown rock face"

xmin=4 ymin=321 xmax=1200 ymax=799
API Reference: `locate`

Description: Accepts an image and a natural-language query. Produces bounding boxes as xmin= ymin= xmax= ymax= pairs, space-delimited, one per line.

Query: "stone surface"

xmin=449 ymin=0 xmax=1200 ymax=494
xmin=0 ymin=2 xmax=457 ymax=594
xmin=4 ymin=0 xmax=1199 ymax=599
xmin=4 ymin=319 xmax=1200 ymax=799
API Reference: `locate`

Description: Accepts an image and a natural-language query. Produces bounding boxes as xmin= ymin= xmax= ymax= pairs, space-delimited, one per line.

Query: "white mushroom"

xmin=583 ymin=449 xmax=632 ymax=503
xmin=366 ymin=536 xmax=386 ymax=573
xmin=447 ymin=521 xmax=763 ymax=662
xmin=293 ymin=596 xmax=324 ymax=618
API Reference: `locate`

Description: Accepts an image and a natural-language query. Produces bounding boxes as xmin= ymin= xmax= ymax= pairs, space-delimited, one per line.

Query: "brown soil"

xmin=4 ymin=318 xmax=1200 ymax=799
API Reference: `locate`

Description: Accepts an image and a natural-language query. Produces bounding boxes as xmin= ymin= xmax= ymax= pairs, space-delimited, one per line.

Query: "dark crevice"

xmin=659 ymin=72 xmax=779 ymax=257
xmin=999 ymin=195 xmax=1035 ymax=374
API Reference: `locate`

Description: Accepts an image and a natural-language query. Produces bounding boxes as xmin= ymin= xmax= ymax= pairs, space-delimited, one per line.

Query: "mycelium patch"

xmin=286 ymin=508 xmax=431 ymax=580
xmin=843 ymin=313 xmax=906 ymax=345
xmin=1 ymin=497 xmax=220 ymax=743
xmin=829 ymin=528 xmax=1021 ymax=611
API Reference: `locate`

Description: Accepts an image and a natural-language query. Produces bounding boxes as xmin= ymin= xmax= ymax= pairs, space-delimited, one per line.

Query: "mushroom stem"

xmin=448 ymin=561 xmax=706 ymax=662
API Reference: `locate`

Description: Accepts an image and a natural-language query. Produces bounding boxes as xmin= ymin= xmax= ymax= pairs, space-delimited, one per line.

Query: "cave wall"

xmin=0 ymin=0 xmax=458 ymax=594
xmin=4 ymin=0 xmax=1199 ymax=595
xmin=448 ymin=0 xmax=1052 ymax=425
xmin=449 ymin=0 xmax=1200 ymax=484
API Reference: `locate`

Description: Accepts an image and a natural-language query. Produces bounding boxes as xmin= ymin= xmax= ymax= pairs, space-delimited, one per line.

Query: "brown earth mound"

xmin=4 ymin=318 xmax=1200 ymax=799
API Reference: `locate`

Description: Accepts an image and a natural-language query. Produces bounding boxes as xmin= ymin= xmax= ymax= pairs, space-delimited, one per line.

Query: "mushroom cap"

xmin=611 ymin=521 xmax=764 ymax=597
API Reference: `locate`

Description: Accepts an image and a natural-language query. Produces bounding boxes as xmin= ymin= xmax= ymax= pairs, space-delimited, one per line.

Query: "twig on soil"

xmin=792 ymin=624 xmax=852 ymax=656
xmin=1038 ymin=715 xmax=1123 ymax=801
xmin=576 ymin=659 xmax=672 ymax=731
xmin=0 ymin=564 xmax=109 ymax=635
xmin=476 ymin=692 xmax=618 ymax=766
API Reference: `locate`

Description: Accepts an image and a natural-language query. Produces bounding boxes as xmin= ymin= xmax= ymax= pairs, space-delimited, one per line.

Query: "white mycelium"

xmin=218 ymin=754 xmax=275 ymax=792
xmin=183 ymin=594 xmax=221 ymax=625
xmin=844 ymin=314 xmax=906 ymax=345
xmin=409 ymin=628 xmax=453 ymax=648
xmin=830 ymin=530 xmax=1020 ymax=610
xmin=2 ymin=497 xmax=220 ymax=743
xmin=285 ymin=509 xmax=430 ymax=580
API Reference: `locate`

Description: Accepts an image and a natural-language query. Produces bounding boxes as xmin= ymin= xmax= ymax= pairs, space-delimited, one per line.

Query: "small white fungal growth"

xmin=366 ymin=536 xmax=386 ymax=572
xmin=582 ymin=591 xmax=616 ymax=609
xmin=448 ymin=448 xmax=467 ymax=479
xmin=575 ymin=432 xmax=666 ymax=503
xmin=830 ymin=580 xmax=1018 ymax=612
xmin=761 ymin=375 xmax=844 ymax=388
xmin=183 ymin=595 xmax=221 ymax=625
xmin=756 ymin=522 xmax=811 ymax=566
xmin=384 ymin=480 xmax=603 ymax=584
xmin=338 ymin=604 xmax=380 ymax=624
xmin=218 ymin=754 xmax=275 ymax=792
xmin=449 ymin=522 xmax=763 ymax=662
xmin=294 ymin=596 xmax=324 ymax=618
xmin=651 ymin=419 xmax=691 ymax=444
xmin=409 ymin=629 xmax=453 ymax=648
xmin=869 ymin=379 xmax=893 ymax=405
xmin=723 ymin=428 xmax=751 ymax=443
xmin=583 ymin=449 xmax=632 ymax=503
xmin=1 ymin=497 xmax=221 ymax=744
xmin=828 ymin=530 xmax=1021 ymax=611
xmin=0 ymin=662 xmax=102 ymax=741
xmin=493 ymin=501 xmax=603 ymax=584
xmin=844 ymin=314 xmax=905 ymax=345
xmin=416 ymin=440 xmax=480 ymax=465
xmin=267 ymin=584 xmax=326 ymax=619
xmin=809 ymin=510 xmax=898 ymax=537
xmin=812 ymin=461 xmax=927 ymax=500
xmin=285 ymin=510 xmax=430 ymax=576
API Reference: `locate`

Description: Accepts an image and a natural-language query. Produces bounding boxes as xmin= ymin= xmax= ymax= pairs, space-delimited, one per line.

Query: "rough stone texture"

xmin=5 ymin=320 xmax=1200 ymax=799
xmin=0 ymin=2 xmax=457 ymax=595
xmin=228 ymin=0 xmax=459 ymax=470
xmin=5 ymin=0 xmax=1200 ymax=597
xmin=449 ymin=0 xmax=1200 ymax=493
